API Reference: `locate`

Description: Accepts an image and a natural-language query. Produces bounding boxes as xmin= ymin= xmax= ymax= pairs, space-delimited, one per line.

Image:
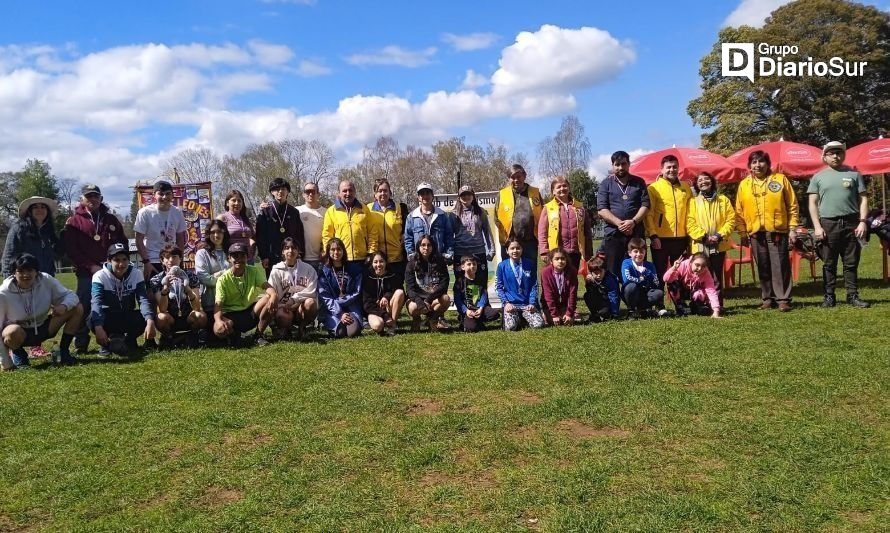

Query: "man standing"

xmin=404 ymin=182 xmax=454 ymax=261
xmin=296 ymin=181 xmax=327 ymax=272
xmin=597 ymin=151 xmax=650 ymax=276
xmin=808 ymin=141 xmax=870 ymax=308
xmin=256 ymin=178 xmax=305 ymax=275
xmin=134 ymin=180 xmax=187 ymax=282
xmin=322 ymin=180 xmax=375 ymax=265
xmin=367 ymin=178 xmax=409 ymax=283
xmin=494 ymin=164 xmax=543 ymax=262
xmin=64 ymin=184 xmax=127 ymax=353
xmin=645 ymin=155 xmax=693 ymax=277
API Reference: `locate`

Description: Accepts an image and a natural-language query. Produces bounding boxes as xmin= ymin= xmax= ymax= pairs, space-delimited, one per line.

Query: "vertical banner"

xmin=136 ymin=181 xmax=214 ymax=265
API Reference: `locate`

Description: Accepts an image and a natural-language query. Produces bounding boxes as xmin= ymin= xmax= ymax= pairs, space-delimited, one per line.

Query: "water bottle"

xmin=51 ymin=342 xmax=61 ymax=364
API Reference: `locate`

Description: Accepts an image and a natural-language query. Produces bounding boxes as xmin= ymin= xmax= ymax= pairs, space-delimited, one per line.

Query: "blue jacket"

xmin=90 ymin=263 xmax=153 ymax=327
xmin=495 ymin=258 xmax=538 ymax=307
xmin=585 ymin=271 xmax=621 ymax=316
xmin=404 ymin=207 xmax=454 ymax=260
xmin=620 ymin=258 xmax=660 ymax=290
xmin=317 ymin=262 xmax=363 ymax=331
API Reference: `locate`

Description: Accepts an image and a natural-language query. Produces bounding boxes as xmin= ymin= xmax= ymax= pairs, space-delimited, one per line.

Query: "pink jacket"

xmin=663 ymin=258 xmax=721 ymax=310
xmin=540 ymin=264 xmax=578 ymax=316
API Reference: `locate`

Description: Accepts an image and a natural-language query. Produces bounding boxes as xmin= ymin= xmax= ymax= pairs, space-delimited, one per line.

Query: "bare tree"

xmin=57 ymin=177 xmax=80 ymax=213
xmin=537 ymin=115 xmax=592 ymax=179
xmin=219 ymin=143 xmax=289 ymax=215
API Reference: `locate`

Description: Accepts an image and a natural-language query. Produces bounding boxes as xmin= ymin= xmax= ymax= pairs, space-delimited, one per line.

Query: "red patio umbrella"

xmin=629 ymin=147 xmax=743 ymax=184
xmin=727 ymin=139 xmax=826 ymax=178
xmin=845 ymin=137 xmax=890 ymax=174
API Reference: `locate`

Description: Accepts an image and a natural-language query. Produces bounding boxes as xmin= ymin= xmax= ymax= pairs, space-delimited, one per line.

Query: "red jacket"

xmin=64 ymin=204 xmax=127 ymax=277
xmin=540 ymin=264 xmax=578 ymax=316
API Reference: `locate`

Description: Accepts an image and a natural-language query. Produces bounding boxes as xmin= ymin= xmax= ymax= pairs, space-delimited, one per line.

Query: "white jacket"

xmin=268 ymin=260 xmax=318 ymax=305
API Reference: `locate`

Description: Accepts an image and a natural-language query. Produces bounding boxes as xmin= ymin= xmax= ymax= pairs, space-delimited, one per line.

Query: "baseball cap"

xmin=153 ymin=180 xmax=174 ymax=192
xmin=416 ymin=182 xmax=434 ymax=194
xmin=458 ymin=185 xmax=474 ymax=195
xmin=82 ymin=184 xmax=102 ymax=196
xmin=823 ymin=141 xmax=846 ymax=155
xmin=228 ymin=242 xmax=249 ymax=255
xmin=107 ymin=243 xmax=128 ymax=258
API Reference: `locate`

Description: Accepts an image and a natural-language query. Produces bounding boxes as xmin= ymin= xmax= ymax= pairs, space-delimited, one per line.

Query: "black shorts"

xmin=21 ymin=320 xmax=52 ymax=346
xmin=163 ymin=315 xmax=193 ymax=333
xmin=222 ymin=307 xmax=259 ymax=333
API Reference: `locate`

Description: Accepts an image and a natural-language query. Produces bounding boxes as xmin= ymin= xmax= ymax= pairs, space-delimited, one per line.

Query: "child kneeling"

xmin=363 ymin=252 xmax=405 ymax=336
xmin=495 ymin=239 xmax=544 ymax=331
xmin=664 ymin=253 xmax=722 ymax=319
xmin=149 ymin=245 xmax=206 ymax=348
xmin=453 ymin=255 xmax=500 ymax=332
xmin=621 ymin=238 xmax=668 ymax=318
xmin=540 ymin=248 xmax=578 ymax=326
xmin=268 ymin=238 xmax=318 ymax=340
xmin=583 ymin=256 xmax=620 ymax=323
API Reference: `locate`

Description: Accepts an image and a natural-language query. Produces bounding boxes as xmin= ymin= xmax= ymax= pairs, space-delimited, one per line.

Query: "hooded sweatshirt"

xmin=0 ymin=273 xmax=79 ymax=329
xmin=90 ymin=263 xmax=153 ymax=327
xmin=268 ymin=260 xmax=318 ymax=305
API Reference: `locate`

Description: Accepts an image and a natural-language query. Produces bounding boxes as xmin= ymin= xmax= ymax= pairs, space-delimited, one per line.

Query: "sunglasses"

xmin=303 ymin=189 xmax=318 ymax=194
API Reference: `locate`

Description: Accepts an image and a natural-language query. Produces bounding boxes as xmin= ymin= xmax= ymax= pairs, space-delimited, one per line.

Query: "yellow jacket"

xmin=322 ymin=199 xmax=376 ymax=261
xmin=495 ymin=185 xmax=543 ymax=245
xmin=366 ymin=201 xmax=406 ymax=263
xmin=734 ymin=173 xmax=800 ymax=237
xmin=644 ymin=176 xmax=693 ymax=238
xmin=687 ymin=194 xmax=736 ymax=253
xmin=542 ymin=198 xmax=589 ymax=257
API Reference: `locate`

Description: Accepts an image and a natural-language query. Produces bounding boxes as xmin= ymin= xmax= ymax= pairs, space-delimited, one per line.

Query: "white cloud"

xmin=491 ymin=25 xmax=635 ymax=98
xmin=590 ymin=148 xmax=654 ymax=180
xmin=345 ymin=46 xmax=437 ymax=68
xmin=460 ymin=69 xmax=488 ymax=90
xmin=0 ymin=25 xmax=635 ymax=208
xmin=723 ymin=0 xmax=792 ymax=28
xmin=295 ymin=59 xmax=332 ymax=77
xmin=442 ymin=32 xmax=499 ymax=51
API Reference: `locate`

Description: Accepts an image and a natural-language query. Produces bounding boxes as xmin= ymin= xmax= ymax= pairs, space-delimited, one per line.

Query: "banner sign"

xmin=136 ymin=181 xmax=214 ymax=263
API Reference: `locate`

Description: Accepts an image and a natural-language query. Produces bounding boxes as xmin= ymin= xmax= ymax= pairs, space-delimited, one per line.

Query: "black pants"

xmin=89 ymin=310 xmax=147 ymax=341
xmin=460 ymin=306 xmax=501 ymax=332
xmin=583 ymin=291 xmax=612 ymax=322
xmin=820 ymin=216 xmax=862 ymax=296
xmin=651 ymin=237 xmax=689 ymax=279
xmin=602 ymin=232 xmax=641 ymax=277
xmin=622 ymin=282 xmax=663 ymax=311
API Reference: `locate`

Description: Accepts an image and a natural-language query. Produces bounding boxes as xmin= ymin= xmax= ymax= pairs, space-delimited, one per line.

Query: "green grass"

xmin=2 ymin=248 xmax=888 ymax=531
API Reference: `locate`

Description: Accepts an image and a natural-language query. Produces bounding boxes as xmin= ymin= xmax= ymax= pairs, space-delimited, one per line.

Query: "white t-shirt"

xmin=297 ymin=204 xmax=327 ymax=262
xmin=134 ymin=204 xmax=188 ymax=262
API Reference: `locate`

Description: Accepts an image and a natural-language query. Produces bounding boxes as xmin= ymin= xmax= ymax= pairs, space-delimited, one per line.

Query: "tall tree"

xmin=219 ymin=143 xmax=290 ymax=215
xmin=537 ymin=115 xmax=592 ymax=179
xmin=566 ymin=168 xmax=598 ymax=213
xmin=163 ymin=147 xmax=223 ymax=184
xmin=57 ymin=177 xmax=80 ymax=214
xmin=16 ymin=159 xmax=60 ymax=202
xmin=277 ymin=139 xmax=337 ymax=191
xmin=688 ymin=0 xmax=890 ymax=153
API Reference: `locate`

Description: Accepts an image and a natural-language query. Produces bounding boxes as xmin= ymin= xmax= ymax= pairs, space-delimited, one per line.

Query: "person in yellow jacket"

xmin=687 ymin=171 xmax=735 ymax=310
xmin=537 ymin=175 xmax=592 ymax=270
xmin=366 ymin=178 xmax=409 ymax=285
xmin=322 ymin=180 xmax=376 ymax=265
xmin=644 ymin=155 xmax=694 ymax=277
xmin=494 ymin=164 xmax=543 ymax=262
xmin=735 ymin=150 xmax=800 ymax=311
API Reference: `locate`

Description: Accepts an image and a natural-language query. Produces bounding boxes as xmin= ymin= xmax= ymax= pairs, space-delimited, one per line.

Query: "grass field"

xmin=1 ymin=246 xmax=888 ymax=531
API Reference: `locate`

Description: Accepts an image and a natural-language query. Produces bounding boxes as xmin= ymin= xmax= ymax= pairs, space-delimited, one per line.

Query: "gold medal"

xmin=279 ymin=227 xmax=285 ymax=233
xmin=93 ymin=234 xmax=101 ymax=241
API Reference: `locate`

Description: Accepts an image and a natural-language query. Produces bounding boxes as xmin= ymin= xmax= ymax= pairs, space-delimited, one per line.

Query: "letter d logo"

xmin=721 ymin=43 xmax=754 ymax=82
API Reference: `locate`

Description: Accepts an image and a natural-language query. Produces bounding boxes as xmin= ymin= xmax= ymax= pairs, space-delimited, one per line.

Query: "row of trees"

xmin=158 ymin=114 xmax=599 ymax=216
xmin=0 ymin=160 xmax=91 ymax=236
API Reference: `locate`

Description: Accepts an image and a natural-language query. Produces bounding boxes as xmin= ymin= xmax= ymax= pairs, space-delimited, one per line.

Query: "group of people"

xmin=0 ymin=141 xmax=876 ymax=369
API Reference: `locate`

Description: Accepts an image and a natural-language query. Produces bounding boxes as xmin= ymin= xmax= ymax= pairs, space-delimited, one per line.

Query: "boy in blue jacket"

xmin=453 ymin=255 xmax=500 ymax=332
xmin=404 ymin=183 xmax=454 ymax=261
xmin=495 ymin=239 xmax=544 ymax=331
xmin=583 ymin=256 xmax=621 ymax=323
xmin=620 ymin=238 xmax=668 ymax=318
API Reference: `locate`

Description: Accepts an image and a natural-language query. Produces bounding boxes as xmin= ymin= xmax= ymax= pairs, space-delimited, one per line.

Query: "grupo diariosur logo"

xmin=721 ymin=43 xmax=868 ymax=82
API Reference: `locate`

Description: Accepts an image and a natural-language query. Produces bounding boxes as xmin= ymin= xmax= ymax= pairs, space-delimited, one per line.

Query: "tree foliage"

xmin=566 ymin=168 xmax=599 ymax=212
xmin=16 ymin=159 xmax=60 ymax=203
xmin=688 ymin=0 xmax=890 ymax=153
xmin=537 ymin=115 xmax=592 ymax=178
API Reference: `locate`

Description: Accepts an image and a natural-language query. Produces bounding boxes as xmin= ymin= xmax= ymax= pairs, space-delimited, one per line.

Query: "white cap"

xmin=416 ymin=182 xmax=434 ymax=194
xmin=822 ymin=141 xmax=846 ymax=155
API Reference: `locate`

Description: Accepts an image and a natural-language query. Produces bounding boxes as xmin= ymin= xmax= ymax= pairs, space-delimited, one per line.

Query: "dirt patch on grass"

xmin=555 ymin=419 xmax=630 ymax=439
xmin=516 ymin=391 xmax=542 ymax=404
xmin=511 ymin=425 xmax=540 ymax=441
xmin=841 ymin=510 xmax=871 ymax=525
xmin=137 ymin=492 xmax=173 ymax=510
xmin=0 ymin=514 xmax=37 ymax=532
xmin=407 ymin=398 xmax=444 ymax=415
xmin=220 ymin=425 xmax=273 ymax=450
xmin=195 ymin=486 xmax=244 ymax=508
xmin=166 ymin=447 xmax=184 ymax=459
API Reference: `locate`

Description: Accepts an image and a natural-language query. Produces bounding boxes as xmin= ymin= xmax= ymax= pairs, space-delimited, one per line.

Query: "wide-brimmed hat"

xmin=18 ymin=196 xmax=59 ymax=219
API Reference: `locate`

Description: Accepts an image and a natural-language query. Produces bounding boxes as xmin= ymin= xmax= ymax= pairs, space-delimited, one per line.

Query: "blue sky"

xmin=0 ymin=0 xmax=886 ymax=210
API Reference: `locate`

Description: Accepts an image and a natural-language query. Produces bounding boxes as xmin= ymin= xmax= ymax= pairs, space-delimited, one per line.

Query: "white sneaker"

xmin=657 ymin=308 xmax=669 ymax=317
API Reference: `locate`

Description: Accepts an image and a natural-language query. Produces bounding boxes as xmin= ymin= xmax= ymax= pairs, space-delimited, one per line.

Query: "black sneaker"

xmin=821 ymin=294 xmax=836 ymax=308
xmin=158 ymin=335 xmax=175 ymax=350
xmin=143 ymin=338 xmax=159 ymax=350
xmin=254 ymin=335 xmax=269 ymax=347
xmin=847 ymin=294 xmax=871 ymax=308
xmin=11 ymin=348 xmax=30 ymax=368
xmin=59 ymin=346 xmax=78 ymax=366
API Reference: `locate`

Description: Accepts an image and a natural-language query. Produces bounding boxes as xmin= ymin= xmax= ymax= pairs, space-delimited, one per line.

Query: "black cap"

xmin=228 ymin=242 xmax=249 ymax=255
xmin=153 ymin=180 xmax=173 ymax=192
xmin=82 ymin=184 xmax=102 ymax=196
xmin=107 ymin=243 xmax=128 ymax=258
